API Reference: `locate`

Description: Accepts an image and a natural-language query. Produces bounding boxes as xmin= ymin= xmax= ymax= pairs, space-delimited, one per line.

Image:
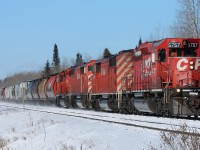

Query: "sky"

xmin=0 ymin=0 xmax=178 ymax=79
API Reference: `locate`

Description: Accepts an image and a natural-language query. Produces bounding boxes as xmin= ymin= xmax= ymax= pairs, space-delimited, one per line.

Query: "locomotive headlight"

xmin=190 ymin=66 xmax=194 ymax=70
xmin=189 ymin=61 xmax=194 ymax=65
xmin=176 ymin=89 xmax=181 ymax=93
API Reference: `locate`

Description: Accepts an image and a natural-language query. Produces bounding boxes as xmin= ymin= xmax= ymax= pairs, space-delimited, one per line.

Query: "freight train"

xmin=1 ymin=38 xmax=200 ymax=117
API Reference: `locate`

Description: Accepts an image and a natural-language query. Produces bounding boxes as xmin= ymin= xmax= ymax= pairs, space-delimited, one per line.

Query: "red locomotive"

xmin=1 ymin=38 xmax=200 ymax=118
xmin=131 ymin=38 xmax=200 ymax=117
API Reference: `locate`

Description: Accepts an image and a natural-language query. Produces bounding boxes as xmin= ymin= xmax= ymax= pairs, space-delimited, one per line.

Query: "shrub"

xmin=0 ymin=137 xmax=8 ymax=148
xmin=151 ymin=123 xmax=200 ymax=150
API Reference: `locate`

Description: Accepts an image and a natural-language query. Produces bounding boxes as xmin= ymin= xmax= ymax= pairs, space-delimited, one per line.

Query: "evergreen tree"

xmin=103 ymin=48 xmax=111 ymax=58
xmin=52 ymin=44 xmax=60 ymax=73
xmin=138 ymin=37 xmax=142 ymax=46
xmin=75 ymin=52 xmax=83 ymax=66
xmin=42 ymin=60 xmax=52 ymax=77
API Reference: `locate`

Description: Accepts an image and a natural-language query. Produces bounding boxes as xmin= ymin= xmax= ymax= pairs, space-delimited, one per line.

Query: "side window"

xmin=92 ymin=65 xmax=96 ymax=73
xmin=70 ymin=68 xmax=75 ymax=76
xmin=56 ymin=76 xmax=59 ymax=83
xmin=59 ymin=75 xmax=63 ymax=82
xmin=96 ymin=63 xmax=101 ymax=73
xmin=80 ymin=67 xmax=85 ymax=74
xmin=109 ymin=56 xmax=116 ymax=67
xmin=88 ymin=66 xmax=93 ymax=72
xmin=158 ymin=49 xmax=166 ymax=62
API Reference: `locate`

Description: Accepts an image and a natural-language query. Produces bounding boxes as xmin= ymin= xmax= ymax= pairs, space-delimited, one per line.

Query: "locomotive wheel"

xmin=57 ymin=97 xmax=69 ymax=108
xmin=119 ymin=95 xmax=130 ymax=114
xmin=94 ymin=100 xmax=101 ymax=111
xmin=108 ymin=98 xmax=118 ymax=112
xmin=82 ymin=95 xmax=89 ymax=109
xmin=91 ymin=96 xmax=101 ymax=111
xmin=56 ymin=97 xmax=61 ymax=107
xmin=64 ymin=97 xmax=71 ymax=108
xmin=60 ymin=99 xmax=66 ymax=108
xmin=71 ymin=97 xmax=78 ymax=108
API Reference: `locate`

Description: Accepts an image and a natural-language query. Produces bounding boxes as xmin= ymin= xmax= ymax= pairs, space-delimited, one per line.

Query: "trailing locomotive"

xmin=1 ymin=38 xmax=200 ymax=118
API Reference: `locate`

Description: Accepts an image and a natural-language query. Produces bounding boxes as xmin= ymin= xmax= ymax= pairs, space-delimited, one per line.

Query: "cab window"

xmin=169 ymin=48 xmax=197 ymax=57
xmin=184 ymin=48 xmax=197 ymax=57
xmin=169 ymin=49 xmax=182 ymax=57
xmin=158 ymin=49 xmax=166 ymax=62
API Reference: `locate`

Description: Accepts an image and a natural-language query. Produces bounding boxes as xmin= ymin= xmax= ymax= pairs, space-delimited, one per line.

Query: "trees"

xmin=52 ymin=44 xmax=60 ymax=73
xmin=41 ymin=43 xmax=60 ymax=77
xmin=170 ymin=0 xmax=200 ymax=38
xmin=0 ymin=71 xmax=41 ymax=88
xmin=60 ymin=57 xmax=69 ymax=71
xmin=103 ymin=48 xmax=112 ymax=58
xmin=138 ymin=37 xmax=142 ymax=46
xmin=75 ymin=53 xmax=83 ymax=66
xmin=41 ymin=60 xmax=52 ymax=77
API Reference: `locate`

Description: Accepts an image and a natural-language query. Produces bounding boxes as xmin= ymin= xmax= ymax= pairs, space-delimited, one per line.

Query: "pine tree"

xmin=138 ymin=37 xmax=142 ymax=46
xmin=75 ymin=53 xmax=83 ymax=66
xmin=103 ymin=48 xmax=111 ymax=58
xmin=52 ymin=44 xmax=60 ymax=73
xmin=42 ymin=60 xmax=52 ymax=77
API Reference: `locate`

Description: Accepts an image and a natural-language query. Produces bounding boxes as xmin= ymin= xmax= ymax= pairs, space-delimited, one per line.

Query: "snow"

xmin=0 ymin=102 xmax=199 ymax=150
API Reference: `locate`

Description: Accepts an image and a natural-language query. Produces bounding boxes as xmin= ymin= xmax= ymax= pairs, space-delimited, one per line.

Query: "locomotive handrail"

xmin=156 ymin=60 xmax=169 ymax=70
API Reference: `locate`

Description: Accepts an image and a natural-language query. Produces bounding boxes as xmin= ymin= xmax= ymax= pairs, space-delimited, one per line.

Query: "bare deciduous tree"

xmin=83 ymin=53 xmax=92 ymax=63
xmin=170 ymin=0 xmax=200 ymax=38
xmin=0 ymin=71 xmax=41 ymax=88
xmin=60 ymin=57 xmax=70 ymax=71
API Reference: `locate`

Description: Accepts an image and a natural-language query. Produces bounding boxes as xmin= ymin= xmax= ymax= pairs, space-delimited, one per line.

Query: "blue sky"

xmin=0 ymin=0 xmax=177 ymax=79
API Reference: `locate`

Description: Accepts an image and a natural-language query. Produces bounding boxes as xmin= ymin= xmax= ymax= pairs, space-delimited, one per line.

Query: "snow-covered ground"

xmin=0 ymin=102 xmax=199 ymax=150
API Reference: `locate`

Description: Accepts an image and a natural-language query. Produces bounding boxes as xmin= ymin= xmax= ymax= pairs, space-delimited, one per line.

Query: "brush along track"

xmin=0 ymin=102 xmax=200 ymax=137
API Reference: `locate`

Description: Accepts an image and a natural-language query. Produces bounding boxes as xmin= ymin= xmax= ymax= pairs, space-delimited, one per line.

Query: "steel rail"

xmin=0 ymin=103 xmax=200 ymax=137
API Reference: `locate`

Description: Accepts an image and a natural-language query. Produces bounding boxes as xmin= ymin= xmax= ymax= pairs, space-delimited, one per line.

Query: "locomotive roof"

xmin=118 ymin=49 xmax=133 ymax=54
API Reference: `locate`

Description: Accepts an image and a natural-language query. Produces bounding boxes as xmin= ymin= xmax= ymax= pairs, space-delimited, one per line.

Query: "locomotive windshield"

xmin=169 ymin=48 xmax=197 ymax=57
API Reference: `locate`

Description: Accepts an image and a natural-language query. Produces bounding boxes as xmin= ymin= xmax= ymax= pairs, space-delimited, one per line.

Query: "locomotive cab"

xmin=156 ymin=38 xmax=200 ymax=117
xmin=132 ymin=38 xmax=200 ymax=117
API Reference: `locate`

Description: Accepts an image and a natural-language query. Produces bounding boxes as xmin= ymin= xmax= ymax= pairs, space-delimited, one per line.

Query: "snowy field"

xmin=0 ymin=102 xmax=199 ymax=150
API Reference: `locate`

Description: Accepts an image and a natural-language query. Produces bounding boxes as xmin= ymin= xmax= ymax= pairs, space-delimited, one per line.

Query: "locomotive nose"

xmin=174 ymin=58 xmax=200 ymax=88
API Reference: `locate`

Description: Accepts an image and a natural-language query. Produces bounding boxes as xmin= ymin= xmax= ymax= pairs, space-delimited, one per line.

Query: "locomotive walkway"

xmin=0 ymin=101 xmax=200 ymax=137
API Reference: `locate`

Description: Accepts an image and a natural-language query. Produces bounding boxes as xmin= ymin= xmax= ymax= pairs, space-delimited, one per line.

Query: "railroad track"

xmin=0 ymin=102 xmax=200 ymax=137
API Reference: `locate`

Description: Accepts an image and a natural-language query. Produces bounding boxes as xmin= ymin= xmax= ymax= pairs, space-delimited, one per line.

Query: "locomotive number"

xmin=168 ymin=42 xmax=181 ymax=48
xmin=187 ymin=42 xmax=198 ymax=48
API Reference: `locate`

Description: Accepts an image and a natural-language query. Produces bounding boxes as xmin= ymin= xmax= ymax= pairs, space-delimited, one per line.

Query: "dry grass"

xmin=0 ymin=137 xmax=8 ymax=148
xmin=150 ymin=123 xmax=200 ymax=150
xmin=10 ymin=127 xmax=16 ymax=133
xmin=60 ymin=143 xmax=76 ymax=150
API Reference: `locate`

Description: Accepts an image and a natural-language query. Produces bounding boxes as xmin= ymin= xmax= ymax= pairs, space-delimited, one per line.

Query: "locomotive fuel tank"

xmin=133 ymin=93 xmax=157 ymax=113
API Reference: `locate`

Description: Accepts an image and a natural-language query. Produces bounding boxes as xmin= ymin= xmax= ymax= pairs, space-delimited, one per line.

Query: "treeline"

xmin=0 ymin=71 xmax=41 ymax=88
xmin=0 ymin=47 xmax=112 ymax=88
